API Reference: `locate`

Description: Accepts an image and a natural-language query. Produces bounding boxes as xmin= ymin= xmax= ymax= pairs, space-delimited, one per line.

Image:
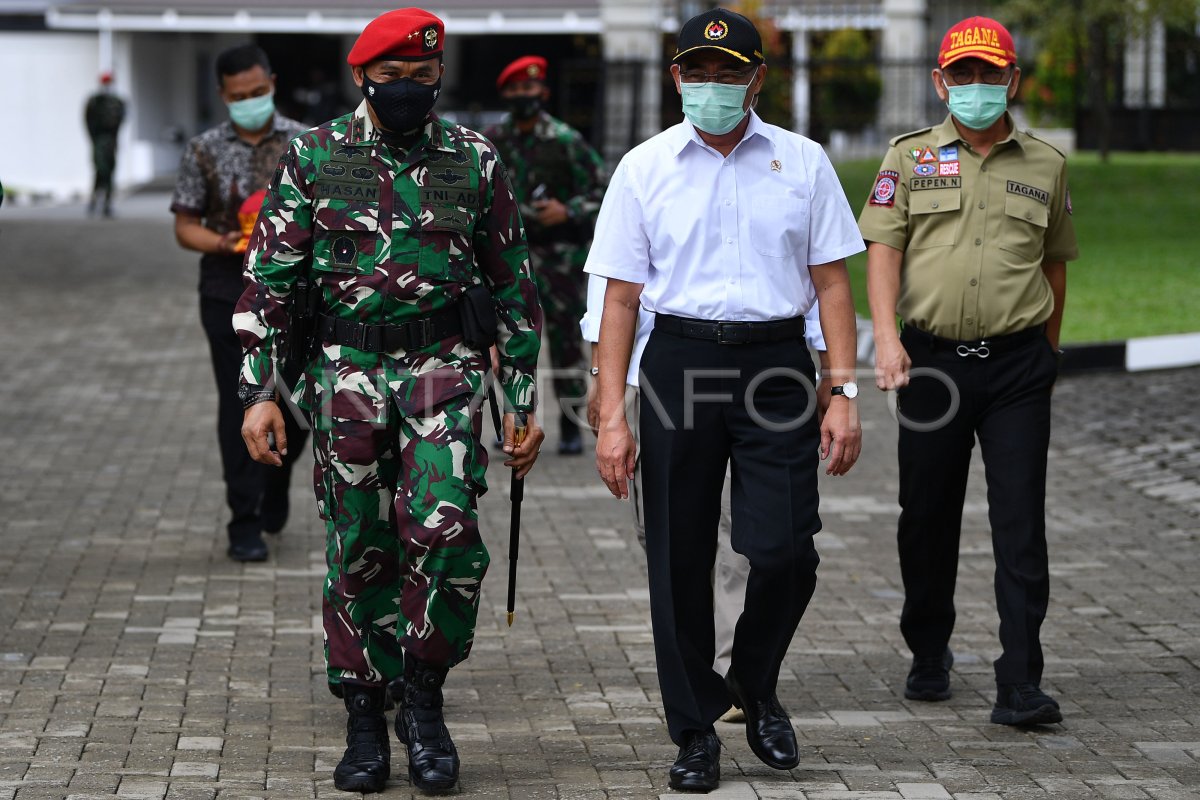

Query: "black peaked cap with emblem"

xmin=674 ymin=8 xmax=764 ymax=65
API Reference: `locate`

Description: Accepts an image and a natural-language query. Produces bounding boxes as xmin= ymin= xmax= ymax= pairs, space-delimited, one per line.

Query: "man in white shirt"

xmin=581 ymin=278 xmax=830 ymax=698
xmin=588 ymin=8 xmax=864 ymax=793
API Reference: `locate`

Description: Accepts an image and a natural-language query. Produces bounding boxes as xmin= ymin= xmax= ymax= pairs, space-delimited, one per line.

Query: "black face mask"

xmin=507 ymin=95 xmax=542 ymax=121
xmin=361 ymin=74 xmax=441 ymax=135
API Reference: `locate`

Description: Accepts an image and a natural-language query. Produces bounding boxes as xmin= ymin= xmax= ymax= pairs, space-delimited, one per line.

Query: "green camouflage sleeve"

xmin=234 ymin=140 xmax=314 ymax=390
xmin=564 ymin=130 xmax=606 ymax=231
xmin=475 ymin=149 xmax=542 ymax=412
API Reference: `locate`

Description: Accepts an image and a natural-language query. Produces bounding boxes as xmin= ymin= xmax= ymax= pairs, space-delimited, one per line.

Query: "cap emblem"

xmin=704 ymin=20 xmax=729 ymax=41
xmin=423 ymin=26 xmax=438 ymax=51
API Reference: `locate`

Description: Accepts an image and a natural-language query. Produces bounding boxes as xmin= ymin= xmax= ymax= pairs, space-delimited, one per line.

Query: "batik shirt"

xmin=171 ymin=115 xmax=308 ymax=302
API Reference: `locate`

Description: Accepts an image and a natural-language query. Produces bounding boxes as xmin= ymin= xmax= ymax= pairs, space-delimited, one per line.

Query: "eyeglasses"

xmin=943 ymin=65 xmax=1011 ymax=86
xmin=679 ymin=66 xmax=757 ymax=85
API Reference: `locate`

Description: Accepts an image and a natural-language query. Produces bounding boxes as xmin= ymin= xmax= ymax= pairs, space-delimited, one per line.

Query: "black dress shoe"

xmin=726 ymin=669 xmax=799 ymax=770
xmin=990 ymin=683 xmax=1063 ymax=726
xmin=227 ymin=536 xmax=268 ymax=562
xmin=668 ymin=728 xmax=720 ymax=792
xmin=905 ymin=647 xmax=953 ymax=701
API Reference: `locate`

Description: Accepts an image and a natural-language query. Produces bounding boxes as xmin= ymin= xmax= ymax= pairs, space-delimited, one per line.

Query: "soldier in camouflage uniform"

xmin=84 ymin=73 xmax=126 ymax=218
xmin=484 ymin=56 xmax=605 ymax=454
xmin=235 ymin=8 xmax=544 ymax=794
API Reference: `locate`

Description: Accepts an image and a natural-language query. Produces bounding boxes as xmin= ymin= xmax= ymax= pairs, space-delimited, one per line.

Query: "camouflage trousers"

xmin=311 ymin=392 xmax=490 ymax=688
xmin=531 ymin=248 xmax=587 ymax=411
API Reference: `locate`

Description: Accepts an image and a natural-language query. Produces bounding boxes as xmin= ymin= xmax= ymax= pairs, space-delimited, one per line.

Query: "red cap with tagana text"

xmin=938 ymin=16 xmax=1016 ymax=69
xmin=347 ymin=7 xmax=444 ymax=67
xmin=497 ymin=56 xmax=547 ymax=90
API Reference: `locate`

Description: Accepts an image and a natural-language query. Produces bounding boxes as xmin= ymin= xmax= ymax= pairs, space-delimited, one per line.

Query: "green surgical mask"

xmin=680 ymin=80 xmax=752 ymax=135
xmin=944 ymin=80 xmax=1009 ymax=130
xmin=228 ymin=92 xmax=275 ymax=131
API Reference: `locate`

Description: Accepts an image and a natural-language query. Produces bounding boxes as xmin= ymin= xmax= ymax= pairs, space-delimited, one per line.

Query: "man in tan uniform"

xmin=858 ymin=16 xmax=1078 ymax=727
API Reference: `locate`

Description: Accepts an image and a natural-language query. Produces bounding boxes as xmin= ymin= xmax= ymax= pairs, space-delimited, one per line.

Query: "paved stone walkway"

xmin=0 ymin=197 xmax=1197 ymax=799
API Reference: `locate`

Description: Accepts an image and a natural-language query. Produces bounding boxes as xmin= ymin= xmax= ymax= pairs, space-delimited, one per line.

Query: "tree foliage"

xmin=994 ymin=0 xmax=1200 ymax=156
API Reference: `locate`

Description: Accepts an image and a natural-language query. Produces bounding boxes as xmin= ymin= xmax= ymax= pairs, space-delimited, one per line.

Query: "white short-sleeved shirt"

xmin=584 ymin=111 xmax=865 ymax=322
xmin=580 ymin=274 xmax=827 ymax=388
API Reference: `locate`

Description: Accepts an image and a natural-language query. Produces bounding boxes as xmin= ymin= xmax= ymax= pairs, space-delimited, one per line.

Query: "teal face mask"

xmin=228 ymin=92 xmax=275 ymax=131
xmin=944 ymin=79 xmax=1009 ymax=130
xmin=680 ymin=79 xmax=752 ymax=135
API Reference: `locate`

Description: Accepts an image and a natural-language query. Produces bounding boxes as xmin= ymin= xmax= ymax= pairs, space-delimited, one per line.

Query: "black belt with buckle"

xmin=654 ymin=313 xmax=806 ymax=345
xmin=902 ymin=323 xmax=1045 ymax=359
xmin=318 ymin=306 xmax=462 ymax=353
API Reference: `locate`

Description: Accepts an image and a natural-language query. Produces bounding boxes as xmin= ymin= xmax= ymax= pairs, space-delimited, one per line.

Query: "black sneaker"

xmin=990 ymin=683 xmax=1063 ymax=726
xmin=904 ymin=648 xmax=953 ymax=701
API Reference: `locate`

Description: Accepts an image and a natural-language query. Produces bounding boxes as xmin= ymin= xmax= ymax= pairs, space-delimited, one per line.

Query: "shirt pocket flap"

xmin=1004 ymin=194 xmax=1049 ymax=228
xmin=911 ymin=189 xmax=961 ymax=216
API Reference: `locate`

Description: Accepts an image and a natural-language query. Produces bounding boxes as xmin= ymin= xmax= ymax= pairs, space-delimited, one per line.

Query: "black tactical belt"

xmin=902 ymin=322 xmax=1046 ymax=358
xmin=318 ymin=306 xmax=462 ymax=353
xmin=655 ymin=313 xmax=806 ymax=345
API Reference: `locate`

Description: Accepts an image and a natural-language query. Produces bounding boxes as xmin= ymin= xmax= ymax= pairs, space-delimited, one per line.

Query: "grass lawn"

xmin=832 ymin=152 xmax=1200 ymax=343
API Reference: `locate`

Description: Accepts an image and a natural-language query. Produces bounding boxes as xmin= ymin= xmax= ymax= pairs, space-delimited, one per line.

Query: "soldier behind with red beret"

xmin=484 ymin=56 xmax=606 ymax=455
xmin=235 ymin=6 xmax=544 ymax=794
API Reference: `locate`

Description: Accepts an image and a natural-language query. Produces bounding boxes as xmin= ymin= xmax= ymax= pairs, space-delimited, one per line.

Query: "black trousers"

xmin=896 ymin=325 xmax=1058 ymax=685
xmin=199 ymin=296 xmax=308 ymax=544
xmin=639 ymin=329 xmax=821 ymax=745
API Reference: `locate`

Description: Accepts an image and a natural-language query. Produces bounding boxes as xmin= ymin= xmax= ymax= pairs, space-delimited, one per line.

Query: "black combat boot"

xmin=333 ymin=684 xmax=390 ymax=793
xmin=395 ymin=660 xmax=459 ymax=793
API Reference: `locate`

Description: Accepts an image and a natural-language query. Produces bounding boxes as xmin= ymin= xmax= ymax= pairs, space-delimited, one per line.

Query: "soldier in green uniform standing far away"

xmin=84 ymin=72 xmax=125 ymax=218
xmin=484 ymin=56 xmax=606 ymax=454
xmin=235 ymin=7 xmax=545 ymax=794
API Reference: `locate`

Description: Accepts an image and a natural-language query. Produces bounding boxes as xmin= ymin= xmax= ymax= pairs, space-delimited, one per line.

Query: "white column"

xmin=1125 ymin=17 xmax=1167 ymax=108
xmin=600 ymin=0 xmax=663 ymax=160
xmin=792 ymin=32 xmax=810 ymax=136
xmin=880 ymin=0 xmax=928 ymax=137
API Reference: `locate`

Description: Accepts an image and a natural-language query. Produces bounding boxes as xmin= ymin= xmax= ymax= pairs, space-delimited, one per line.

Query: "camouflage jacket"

xmin=235 ymin=101 xmax=542 ymax=423
xmin=483 ymin=112 xmax=605 ymax=254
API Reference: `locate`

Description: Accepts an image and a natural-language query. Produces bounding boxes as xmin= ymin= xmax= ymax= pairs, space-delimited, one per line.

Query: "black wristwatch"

xmin=831 ymin=381 xmax=859 ymax=399
xmin=238 ymin=383 xmax=275 ymax=409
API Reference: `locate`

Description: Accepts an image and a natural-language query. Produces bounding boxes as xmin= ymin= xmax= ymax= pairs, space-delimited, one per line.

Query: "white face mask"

xmin=679 ymin=70 xmax=757 ymax=135
xmin=943 ymin=78 xmax=1009 ymax=130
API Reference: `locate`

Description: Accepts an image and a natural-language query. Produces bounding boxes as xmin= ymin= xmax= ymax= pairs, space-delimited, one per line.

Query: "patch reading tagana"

xmin=1006 ymin=180 xmax=1048 ymax=205
xmin=869 ymin=170 xmax=900 ymax=207
xmin=910 ymin=176 xmax=962 ymax=191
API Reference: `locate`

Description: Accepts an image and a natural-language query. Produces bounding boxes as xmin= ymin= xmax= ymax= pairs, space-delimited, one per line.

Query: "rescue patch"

xmin=939 ymin=161 xmax=961 ymax=176
xmin=911 ymin=176 xmax=962 ymax=191
xmin=913 ymin=163 xmax=937 ymax=177
xmin=1006 ymin=181 xmax=1049 ymax=205
xmin=917 ymin=146 xmax=938 ymax=164
xmin=869 ymin=170 xmax=899 ymax=207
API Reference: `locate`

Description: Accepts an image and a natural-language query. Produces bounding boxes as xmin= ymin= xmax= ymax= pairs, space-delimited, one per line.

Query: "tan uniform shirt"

xmin=858 ymin=113 xmax=1079 ymax=340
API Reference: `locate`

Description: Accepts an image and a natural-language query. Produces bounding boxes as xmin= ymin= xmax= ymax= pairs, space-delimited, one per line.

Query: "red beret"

xmin=496 ymin=56 xmax=548 ymax=90
xmin=347 ymin=7 xmax=444 ymax=67
xmin=938 ymin=16 xmax=1016 ymax=69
